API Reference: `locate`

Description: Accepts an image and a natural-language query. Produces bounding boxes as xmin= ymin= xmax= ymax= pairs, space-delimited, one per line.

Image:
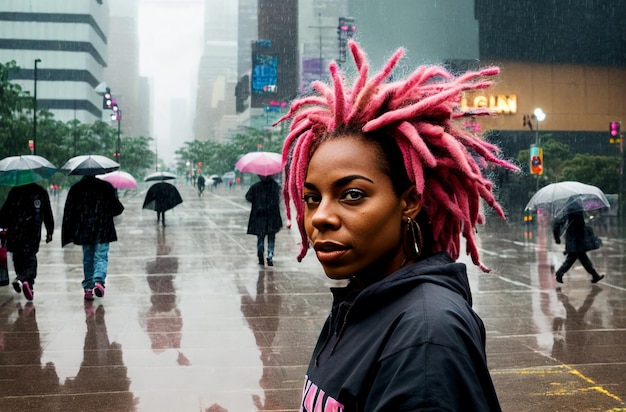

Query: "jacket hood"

xmin=316 ymin=252 xmax=474 ymax=364
xmin=330 ymin=252 xmax=473 ymax=324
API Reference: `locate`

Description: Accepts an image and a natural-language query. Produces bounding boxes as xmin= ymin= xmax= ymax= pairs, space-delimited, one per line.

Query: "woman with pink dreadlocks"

xmin=277 ymin=40 xmax=518 ymax=412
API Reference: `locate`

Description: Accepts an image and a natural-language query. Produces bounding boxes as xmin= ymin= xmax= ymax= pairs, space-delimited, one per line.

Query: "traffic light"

xmin=102 ymin=88 xmax=112 ymax=109
xmin=610 ymin=121 xmax=621 ymax=144
xmin=529 ymin=145 xmax=543 ymax=175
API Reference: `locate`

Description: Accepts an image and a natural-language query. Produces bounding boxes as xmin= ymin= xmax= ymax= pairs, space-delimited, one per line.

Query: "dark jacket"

xmin=553 ymin=211 xmax=593 ymax=253
xmin=301 ymin=253 xmax=501 ymax=412
xmin=245 ymin=178 xmax=282 ymax=236
xmin=0 ymin=183 xmax=54 ymax=254
xmin=62 ymin=176 xmax=124 ymax=246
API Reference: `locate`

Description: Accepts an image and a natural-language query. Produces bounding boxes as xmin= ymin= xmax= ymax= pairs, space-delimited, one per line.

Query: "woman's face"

xmin=303 ymin=135 xmax=418 ymax=281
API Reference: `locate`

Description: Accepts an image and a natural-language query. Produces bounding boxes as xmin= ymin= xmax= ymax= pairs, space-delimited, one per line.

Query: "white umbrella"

xmin=525 ymin=181 xmax=610 ymax=217
xmin=60 ymin=155 xmax=119 ymax=176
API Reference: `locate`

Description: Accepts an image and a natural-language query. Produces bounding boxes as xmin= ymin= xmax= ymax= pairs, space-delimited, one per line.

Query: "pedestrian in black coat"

xmin=142 ymin=182 xmax=183 ymax=226
xmin=0 ymin=183 xmax=54 ymax=300
xmin=62 ymin=176 xmax=124 ymax=300
xmin=245 ymin=175 xmax=282 ymax=266
xmin=553 ymin=207 xmax=604 ymax=284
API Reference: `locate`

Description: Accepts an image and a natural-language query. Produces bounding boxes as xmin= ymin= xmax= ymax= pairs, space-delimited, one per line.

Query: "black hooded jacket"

xmin=301 ymin=253 xmax=501 ymax=412
xmin=0 ymin=183 xmax=54 ymax=254
xmin=62 ymin=176 xmax=124 ymax=246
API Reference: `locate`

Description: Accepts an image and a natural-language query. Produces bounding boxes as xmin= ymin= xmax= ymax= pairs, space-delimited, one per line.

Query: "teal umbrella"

xmin=0 ymin=155 xmax=57 ymax=187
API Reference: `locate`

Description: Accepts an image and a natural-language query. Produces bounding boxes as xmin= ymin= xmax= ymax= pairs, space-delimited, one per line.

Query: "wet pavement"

xmin=0 ymin=182 xmax=624 ymax=412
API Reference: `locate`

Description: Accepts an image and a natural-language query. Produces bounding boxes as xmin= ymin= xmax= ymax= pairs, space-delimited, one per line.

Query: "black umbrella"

xmin=144 ymin=171 xmax=177 ymax=182
xmin=142 ymin=182 xmax=183 ymax=212
xmin=60 ymin=155 xmax=119 ymax=176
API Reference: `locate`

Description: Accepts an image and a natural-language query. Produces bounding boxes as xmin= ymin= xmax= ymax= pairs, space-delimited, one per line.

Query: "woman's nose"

xmin=310 ymin=199 xmax=340 ymax=230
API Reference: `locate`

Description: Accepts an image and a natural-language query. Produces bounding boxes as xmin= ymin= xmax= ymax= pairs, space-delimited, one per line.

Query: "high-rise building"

xmin=193 ymin=0 xmax=238 ymax=142
xmin=106 ymin=0 xmax=148 ymax=139
xmin=347 ymin=0 xmax=479 ymax=70
xmin=256 ymin=0 xmax=298 ymax=107
xmin=238 ymin=0 xmax=257 ymax=79
xmin=299 ymin=0 xmax=349 ymax=91
xmin=0 ymin=1 xmax=109 ymax=124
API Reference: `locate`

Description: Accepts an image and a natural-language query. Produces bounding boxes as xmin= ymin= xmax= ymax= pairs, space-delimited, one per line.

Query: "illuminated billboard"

xmin=251 ymin=53 xmax=278 ymax=94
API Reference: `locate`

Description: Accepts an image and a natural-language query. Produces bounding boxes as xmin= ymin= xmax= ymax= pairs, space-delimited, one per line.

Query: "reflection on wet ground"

xmin=0 ymin=183 xmax=624 ymax=411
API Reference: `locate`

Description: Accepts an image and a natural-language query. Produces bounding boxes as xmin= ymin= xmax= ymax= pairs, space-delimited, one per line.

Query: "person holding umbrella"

xmin=61 ymin=155 xmax=124 ymax=300
xmin=0 ymin=182 xmax=54 ymax=301
xmin=245 ymin=175 xmax=282 ymax=266
xmin=142 ymin=174 xmax=183 ymax=227
xmin=0 ymin=154 xmax=57 ymax=301
xmin=553 ymin=199 xmax=604 ymax=284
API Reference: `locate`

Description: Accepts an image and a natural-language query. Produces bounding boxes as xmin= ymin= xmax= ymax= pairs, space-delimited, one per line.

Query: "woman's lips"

xmin=313 ymin=242 xmax=348 ymax=263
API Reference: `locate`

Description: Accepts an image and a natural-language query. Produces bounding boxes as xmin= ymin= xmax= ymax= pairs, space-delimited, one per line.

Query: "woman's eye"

xmin=303 ymin=193 xmax=320 ymax=204
xmin=341 ymin=189 xmax=365 ymax=202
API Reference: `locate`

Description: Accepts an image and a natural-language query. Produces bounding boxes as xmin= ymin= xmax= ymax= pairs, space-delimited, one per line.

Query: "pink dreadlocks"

xmin=275 ymin=40 xmax=519 ymax=272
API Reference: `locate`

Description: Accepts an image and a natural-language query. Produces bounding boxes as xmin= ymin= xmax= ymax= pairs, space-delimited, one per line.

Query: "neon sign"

xmin=461 ymin=94 xmax=517 ymax=114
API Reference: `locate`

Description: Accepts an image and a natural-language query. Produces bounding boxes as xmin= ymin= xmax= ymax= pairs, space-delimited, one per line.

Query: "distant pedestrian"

xmin=142 ymin=182 xmax=183 ymax=226
xmin=62 ymin=176 xmax=124 ymax=300
xmin=245 ymin=175 xmax=282 ymax=266
xmin=0 ymin=183 xmax=54 ymax=301
xmin=197 ymin=174 xmax=206 ymax=197
xmin=553 ymin=202 xmax=604 ymax=283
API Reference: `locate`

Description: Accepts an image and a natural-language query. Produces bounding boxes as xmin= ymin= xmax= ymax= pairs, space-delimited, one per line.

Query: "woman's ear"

xmin=401 ymin=186 xmax=421 ymax=219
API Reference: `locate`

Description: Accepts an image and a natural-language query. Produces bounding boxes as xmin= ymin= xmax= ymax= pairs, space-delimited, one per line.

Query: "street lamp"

xmin=533 ymin=107 xmax=546 ymax=145
xmin=33 ymin=58 xmax=41 ymax=155
xmin=111 ymin=109 xmax=121 ymax=164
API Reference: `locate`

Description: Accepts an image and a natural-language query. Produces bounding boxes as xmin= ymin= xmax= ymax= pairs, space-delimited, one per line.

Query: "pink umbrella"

xmin=235 ymin=151 xmax=282 ymax=176
xmin=97 ymin=170 xmax=138 ymax=189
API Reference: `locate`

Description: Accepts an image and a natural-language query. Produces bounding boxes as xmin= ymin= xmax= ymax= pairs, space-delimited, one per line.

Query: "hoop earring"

xmin=403 ymin=216 xmax=423 ymax=261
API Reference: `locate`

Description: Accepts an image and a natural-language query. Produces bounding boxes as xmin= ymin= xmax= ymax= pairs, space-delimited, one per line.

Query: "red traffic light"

xmin=610 ymin=121 xmax=621 ymax=137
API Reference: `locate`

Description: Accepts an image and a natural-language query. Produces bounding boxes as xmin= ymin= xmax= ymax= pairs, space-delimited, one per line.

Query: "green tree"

xmin=506 ymin=136 xmax=621 ymax=216
xmin=120 ymin=136 xmax=155 ymax=180
xmin=174 ymin=127 xmax=287 ymax=177
xmin=0 ymin=60 xmax=34 ymax=157
xmin=0 ymin=60 xmax=157 ymax=202
xmin=561 ymin=154 xmax=619 ymax=194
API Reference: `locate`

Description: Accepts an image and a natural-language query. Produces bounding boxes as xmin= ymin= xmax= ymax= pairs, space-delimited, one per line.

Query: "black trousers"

xmin=555 ymin=252 xmax=599 ymax=278
xmin=12 ymin=251 xmax=38 ymax=284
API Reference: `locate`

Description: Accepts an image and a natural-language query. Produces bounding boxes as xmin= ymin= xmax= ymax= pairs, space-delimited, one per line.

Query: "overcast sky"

xmin=138 ymin=0 xmax=205 ymax=165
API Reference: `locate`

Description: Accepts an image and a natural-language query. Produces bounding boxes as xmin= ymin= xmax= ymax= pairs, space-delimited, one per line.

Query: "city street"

xmin=0 ymin=181 xmax=624 ymax=412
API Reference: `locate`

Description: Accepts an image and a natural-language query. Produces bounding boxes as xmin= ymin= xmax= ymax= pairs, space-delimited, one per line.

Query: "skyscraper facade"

xmin=193 ymin=0 xmax=238 ymax=142
xmin=0 ymin=1 xmax=109 ymax=124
